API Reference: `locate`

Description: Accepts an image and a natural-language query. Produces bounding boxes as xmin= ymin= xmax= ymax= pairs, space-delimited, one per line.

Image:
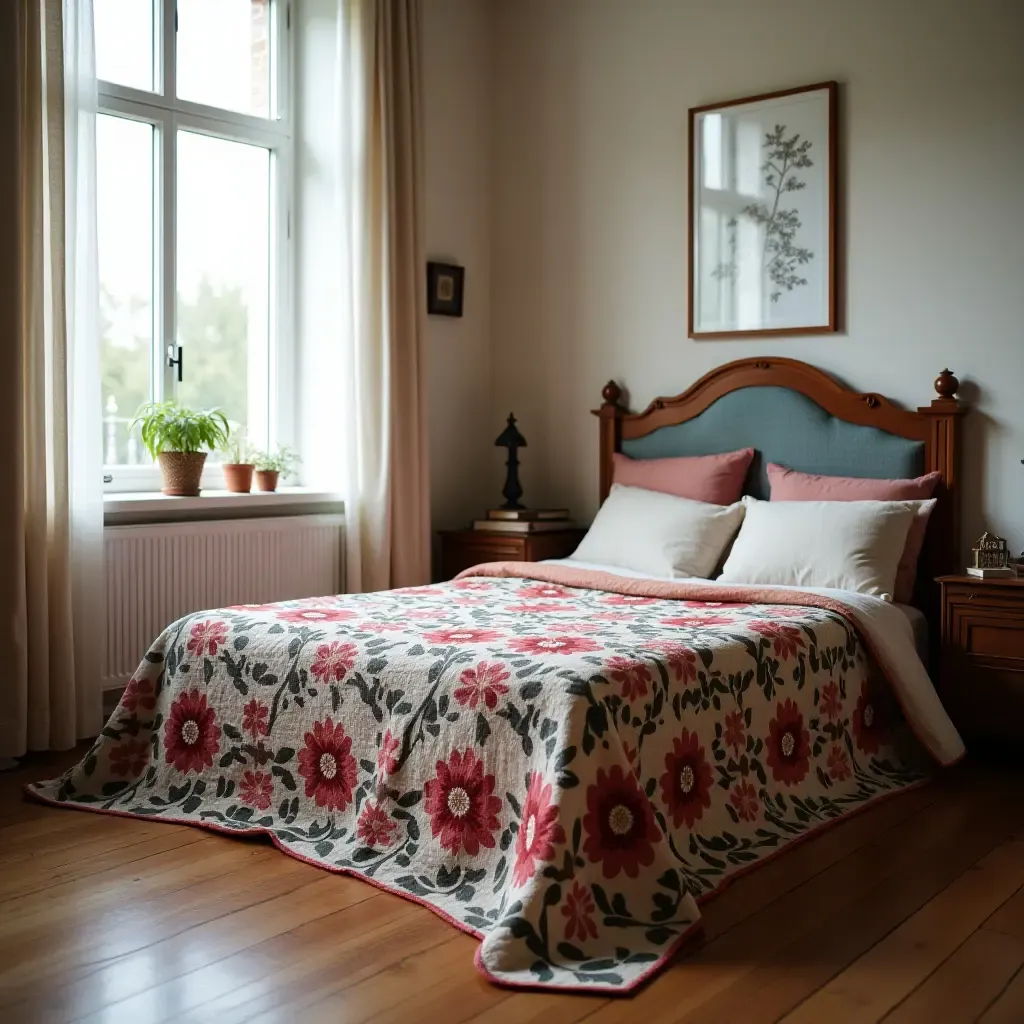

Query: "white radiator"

xmin=103 ymin=514 xmax=345 ymax=695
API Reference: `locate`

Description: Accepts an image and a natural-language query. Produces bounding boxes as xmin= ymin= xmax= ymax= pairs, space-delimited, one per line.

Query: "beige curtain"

xmin=332 ymin=0 xmax=431 ymax=593
xmin=377 ymin=0 xmax=430 ymax=590
xmin=0 ymin=0 xmax=103 ymax=759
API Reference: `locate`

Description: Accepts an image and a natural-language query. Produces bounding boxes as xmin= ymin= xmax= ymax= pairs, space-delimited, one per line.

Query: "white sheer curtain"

xmin=334 ymin=0 xmax=387 ymax=594
xmin=62 ymin=0 xmax=105 ymax=747
xmin=0 ymin=0 xmax=104 ymax=759
xmin=301 ymin=0 xmax=430 ymax=594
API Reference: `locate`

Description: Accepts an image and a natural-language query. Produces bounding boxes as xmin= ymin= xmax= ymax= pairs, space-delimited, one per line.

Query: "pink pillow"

xmin=767 ymin=464 xmax=942 ymax=603
xmin=612 ymin=449 xmax=754 ymax=506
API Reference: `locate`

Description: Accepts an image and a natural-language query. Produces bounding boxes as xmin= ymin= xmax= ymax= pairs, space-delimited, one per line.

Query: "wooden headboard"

xmin=592 ymin=357 xmax=965 ymax=617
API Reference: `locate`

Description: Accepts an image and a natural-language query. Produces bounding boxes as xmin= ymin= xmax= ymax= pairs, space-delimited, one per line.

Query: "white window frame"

xmin=100 ymin=0 xmax=294 ymax=493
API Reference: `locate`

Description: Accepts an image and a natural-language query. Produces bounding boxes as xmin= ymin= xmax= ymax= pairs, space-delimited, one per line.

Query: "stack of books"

xmin=967 ymin=567 xmax=1017 ymax=579
xmin=473 ymin=508 xmax=575 ymax=534
xmin=967 ymin=565 xmax=1020 ymax=579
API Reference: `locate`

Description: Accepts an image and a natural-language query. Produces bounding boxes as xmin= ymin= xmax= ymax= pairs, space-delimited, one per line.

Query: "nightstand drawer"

xmin=437 ymin=528 xmax=586 ymax=581
xmin=946 ymin=593 xmax=1024 ymax=670
xmin=455 ymin=540 xmax=525 ymax=562
xmin=944 ymin=583 xmax=1024 ymax=610
xmin=962 ymin=622 xmax=1024 ymax=661
xmin=440 ymin=539 xmax=525 ymax=579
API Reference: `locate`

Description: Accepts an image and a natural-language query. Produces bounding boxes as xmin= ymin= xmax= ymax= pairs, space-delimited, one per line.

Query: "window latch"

xmin=167 ymin=344 xmax=183 ymax=383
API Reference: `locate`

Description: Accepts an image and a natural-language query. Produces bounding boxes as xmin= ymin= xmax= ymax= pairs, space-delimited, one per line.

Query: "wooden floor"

xmin=3 ymin=750 xmax=1024 ymax=1024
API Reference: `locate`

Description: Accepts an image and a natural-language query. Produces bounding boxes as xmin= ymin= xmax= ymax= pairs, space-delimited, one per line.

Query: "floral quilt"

xmin=29 ymin=565 xmax=930 ymax=993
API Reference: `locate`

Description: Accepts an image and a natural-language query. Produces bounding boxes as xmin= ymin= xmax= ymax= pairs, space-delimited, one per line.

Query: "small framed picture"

xmin=689 ymin=81 xmax=837 ymax=338
xmin=426 ymin=261 xmax=465 ymax=317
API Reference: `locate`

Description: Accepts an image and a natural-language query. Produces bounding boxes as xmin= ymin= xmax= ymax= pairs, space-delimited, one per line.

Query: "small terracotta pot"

xmin=255 ymin=470 xmax=280 ymax=492
xmin=157 ymin=451 xmax=207 ymax=496
xmin=223 ymin=463 xmax=255 ymax=494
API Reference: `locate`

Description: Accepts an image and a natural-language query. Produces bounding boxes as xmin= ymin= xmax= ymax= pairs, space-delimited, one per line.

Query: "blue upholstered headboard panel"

xmin=620 ymin=386 xmax=926 ymax=498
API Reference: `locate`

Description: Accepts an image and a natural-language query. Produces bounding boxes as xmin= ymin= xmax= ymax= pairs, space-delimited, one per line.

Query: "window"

xmin=96 ymin=0 xmax=292 ymax=490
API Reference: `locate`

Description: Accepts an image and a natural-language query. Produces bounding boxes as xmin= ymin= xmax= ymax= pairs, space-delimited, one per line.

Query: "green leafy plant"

xmin=743 ymin=122 xmax=814 ymax=302
xmin=252 ymin=444 xmax=302 ymax=479
xmin=712 ymin=123 xmax=814 ymax=303
xmin=130 ymin=401 xmax=230 ymax=459
xmin=218 ymin=423 xmax=255 ymax=464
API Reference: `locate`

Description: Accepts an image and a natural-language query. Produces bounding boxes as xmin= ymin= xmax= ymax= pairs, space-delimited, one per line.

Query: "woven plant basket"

xmin=157 ymin=451 xmax=207 ymax=496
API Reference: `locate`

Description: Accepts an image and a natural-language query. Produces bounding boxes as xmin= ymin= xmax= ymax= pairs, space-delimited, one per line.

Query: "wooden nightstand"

xmin=438 ymin=528 xmax=587 ymax=581
xmin=938 ymin=574 xmax=1024 ymax=756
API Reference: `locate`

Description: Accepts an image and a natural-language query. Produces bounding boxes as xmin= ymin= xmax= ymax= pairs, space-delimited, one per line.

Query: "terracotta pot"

xmin=255 ymin=470 xmax=280 ymax=492
xmin=223 ymin=463 xmax=255 ymax=494
xmin=157 ymin=451 xmax=207 ymax=496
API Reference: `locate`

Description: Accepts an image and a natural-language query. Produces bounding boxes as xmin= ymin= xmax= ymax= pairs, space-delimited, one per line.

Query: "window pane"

xmin=95 ymin=0 xmax=154 ymax=91
xmin=176 ymin=131 xmax=270 ymax=453
xmin=176 ymin=0 xmax=272 ymax=118
xmin=98 ymin=115 xmax=155 ymax=466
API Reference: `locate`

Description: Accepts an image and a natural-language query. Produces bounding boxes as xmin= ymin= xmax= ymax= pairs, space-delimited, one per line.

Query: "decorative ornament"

xmin=494 ymin=414 xmax=527 ymax=510
xmin=972 ymin=532 xmax=1010 ymax=571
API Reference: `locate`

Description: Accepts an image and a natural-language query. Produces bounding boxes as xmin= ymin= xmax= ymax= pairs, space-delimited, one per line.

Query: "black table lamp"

xmin=495 ymin=414 xmax=527 ymax=510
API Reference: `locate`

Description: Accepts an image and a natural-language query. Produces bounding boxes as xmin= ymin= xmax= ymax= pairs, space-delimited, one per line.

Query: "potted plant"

xmin=218 ymin=426 xmax=256 ymax=494
xmin=252 ymin=445 xmax=301 ymax=492
xmin=130 ymin=401 xmax=230 ymax=497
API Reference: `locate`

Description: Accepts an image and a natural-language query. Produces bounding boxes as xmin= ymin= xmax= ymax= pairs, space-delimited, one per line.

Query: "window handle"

xmin=167 ymin=344 xmax=183 ymax=383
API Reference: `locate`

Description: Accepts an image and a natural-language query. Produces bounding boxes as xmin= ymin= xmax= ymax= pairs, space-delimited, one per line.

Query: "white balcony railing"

xmin=104 ymin=396 xmax=146 ymax=467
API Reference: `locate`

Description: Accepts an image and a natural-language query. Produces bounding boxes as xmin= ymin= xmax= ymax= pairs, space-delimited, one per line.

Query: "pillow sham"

xmin=612 ymin=448 xmax=754 ymax=505
xmin=765 ymin=464 xmax=942 ymax=502
xmin=718 ymin=497 xmax=919 ymax=599
xmin=572 ymin=484 xmax=746 ymax=579
xmin=766 ymin=464 xmax=942 ymax=602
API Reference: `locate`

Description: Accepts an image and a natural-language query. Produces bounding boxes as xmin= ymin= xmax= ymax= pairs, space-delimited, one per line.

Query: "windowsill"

xmin=104 ymin=487 xmax=345 ymax=526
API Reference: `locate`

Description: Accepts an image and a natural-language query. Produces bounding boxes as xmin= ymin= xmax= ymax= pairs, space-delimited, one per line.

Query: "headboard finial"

xmin=601 ymin=380 xmax=623 ymax=406
xmin=934 ymin=368 xmax=959 ymax=399
xmin=594 ymin=381 xmax=626 ymax=502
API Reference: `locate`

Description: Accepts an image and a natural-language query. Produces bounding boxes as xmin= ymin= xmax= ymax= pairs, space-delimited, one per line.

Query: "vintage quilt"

xmin=28 ymin=563 xmax=959 ymax=993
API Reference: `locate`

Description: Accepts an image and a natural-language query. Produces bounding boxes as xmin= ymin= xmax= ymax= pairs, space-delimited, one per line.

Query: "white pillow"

xmin=718 ymin=497 xmax=919 ymax=599
xmin=572 ymin=485 xmax=745 ymax=579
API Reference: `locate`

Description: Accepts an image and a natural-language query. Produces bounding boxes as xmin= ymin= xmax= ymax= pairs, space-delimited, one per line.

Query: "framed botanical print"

xmin=688 ymin=81 xmax=837 ymax=339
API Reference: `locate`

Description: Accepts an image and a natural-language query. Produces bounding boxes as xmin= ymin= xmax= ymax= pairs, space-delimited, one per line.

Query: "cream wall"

xmin=423 ymin=0 xmax=495 ymax=530
xmin=489 ymin=0 xmax=1024 ymax=555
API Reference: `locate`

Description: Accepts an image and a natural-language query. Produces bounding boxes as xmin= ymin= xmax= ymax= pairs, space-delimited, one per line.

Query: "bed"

xmin=29 ymin=357 xmax=966 ymax=994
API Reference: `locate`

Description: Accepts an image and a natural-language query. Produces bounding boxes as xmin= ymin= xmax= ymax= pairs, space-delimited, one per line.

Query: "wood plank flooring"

xmin=2 ymin=747 xmax=1024 ymax=1023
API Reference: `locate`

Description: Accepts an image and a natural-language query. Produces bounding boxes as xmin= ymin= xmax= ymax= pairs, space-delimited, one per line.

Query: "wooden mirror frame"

xmin=593 ymin=357 xmax=965 ymax=627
